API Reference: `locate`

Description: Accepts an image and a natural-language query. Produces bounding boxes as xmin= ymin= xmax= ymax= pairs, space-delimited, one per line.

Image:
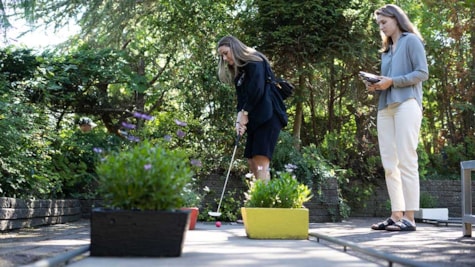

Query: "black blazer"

xmin=235 ymin=60 xmax=287 ymax=133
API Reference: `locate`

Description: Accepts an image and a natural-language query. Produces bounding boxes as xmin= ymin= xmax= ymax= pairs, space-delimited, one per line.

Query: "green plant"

xmin=217 ymin=191 xmax=243 ymax=222
xmin=182 ymin=181 xmax=208 ymax=208
xmin=244 ymin=172 xmax=312 ymax=208
xmin=96 ymin=140 xmax=194 ymax=210
xmin=338 ymin=198 xmax=351 ymax=220
xmin=420 ymin=192 xmax=438 ymax=208
xmin=385 ymin=199 xmax=391 ymax=212
xmin=199 ymin=189 xmax=243 ymax=222
xmin=0 ymin=60 xmax=65 ymax=199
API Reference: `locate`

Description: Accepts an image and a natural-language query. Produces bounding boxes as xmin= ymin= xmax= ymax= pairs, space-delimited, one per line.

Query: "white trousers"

xmin=377 ymin=99 xmax=422 ymax=212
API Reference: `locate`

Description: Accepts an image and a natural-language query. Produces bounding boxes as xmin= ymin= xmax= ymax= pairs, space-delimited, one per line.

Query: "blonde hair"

xmin=375 ymin=4 xmax=423 ymax=53
xmin=216 ymin=35 xmax=268 ymax=85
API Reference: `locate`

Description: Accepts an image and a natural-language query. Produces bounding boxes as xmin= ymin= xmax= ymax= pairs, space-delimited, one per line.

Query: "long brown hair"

xmin=216 ymin=35 xmax=268 ymax=85
xmin=375 ymin=4 xmax=423 ymax=53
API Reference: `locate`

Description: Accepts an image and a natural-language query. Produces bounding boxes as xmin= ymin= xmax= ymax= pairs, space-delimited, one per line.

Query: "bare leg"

xmin=404 ymin=210 xmax=416 ymax=225
xmin=391 ymin=211 xmax=403 ymax=222
xmin=248 ymin=155 xmax=270 ymax=182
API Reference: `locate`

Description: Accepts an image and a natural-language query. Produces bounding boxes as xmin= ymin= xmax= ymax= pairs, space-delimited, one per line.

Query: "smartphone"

xmin=359 ymin=71 xmax=380 ymax=83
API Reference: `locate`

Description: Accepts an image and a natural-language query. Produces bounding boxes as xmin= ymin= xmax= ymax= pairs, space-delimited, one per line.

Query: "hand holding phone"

xmin=359 ymin=71 xmax=380 ymax=84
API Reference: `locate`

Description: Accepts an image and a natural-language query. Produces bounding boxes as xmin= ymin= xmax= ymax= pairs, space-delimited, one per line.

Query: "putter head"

xmin=208 ymin=211 xmax=221 ymax=217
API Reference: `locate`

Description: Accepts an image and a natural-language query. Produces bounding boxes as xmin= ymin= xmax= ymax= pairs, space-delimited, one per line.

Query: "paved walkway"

xmin=0 ymin=217 xmax=473 ymax=267
xmin=0 ymin=219 xmax=89 ymax=267
xmin=310 ymin=218 xmax=475 ymax=267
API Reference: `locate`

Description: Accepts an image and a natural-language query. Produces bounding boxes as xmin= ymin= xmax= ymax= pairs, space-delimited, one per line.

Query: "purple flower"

xmin=133 ymin=111 xmax=154 ymax=121
xmin=177 ymin=129 xmax=186 ymax=138
xmin=133 ymin=111 xmax=145 ymax=119
xmin=144 ymin=164 xmax=152 ymax=170
xmin=121 ymin=122 xmax=136 ymax=129
xmin=143 ymin=114 xmax=154 ymax=121
xmin=164 ymin=135 xmax=172 ymax=142
xmin=174 ymin=119 xmax=187 ymax=127
xmin=284 ymin=163 xmax=298 ymax=172
xmin=190 ymin=159 xmax=202 ymax=167
xmin=127 ymin=135 xmax=141 ymax=142
xmin=93 ymin=147 xmax=103 ymax=153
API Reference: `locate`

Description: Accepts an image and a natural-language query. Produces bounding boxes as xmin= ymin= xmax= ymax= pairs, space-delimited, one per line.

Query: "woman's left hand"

xmin=236 ymin=111 xmax=249 ymax=136
xmin=236 ymin=122 xmax=246 ymax=136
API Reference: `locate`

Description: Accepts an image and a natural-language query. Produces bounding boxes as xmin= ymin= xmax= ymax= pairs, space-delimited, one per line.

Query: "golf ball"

xmin=215 ymin=221 xmax=221 ymax=227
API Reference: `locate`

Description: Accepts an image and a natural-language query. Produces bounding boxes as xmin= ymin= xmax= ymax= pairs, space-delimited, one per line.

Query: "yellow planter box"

xmin=241 ymin=207 xmax=309 ymax=239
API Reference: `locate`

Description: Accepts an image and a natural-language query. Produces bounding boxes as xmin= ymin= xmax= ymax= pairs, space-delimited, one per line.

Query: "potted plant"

xmin=241 ymin=171 xmax=313 ymax=239
xmin=90 ymin=139 xmax=194 ymax=257
xmin=180 ymin=181 xmax=208 ymax=230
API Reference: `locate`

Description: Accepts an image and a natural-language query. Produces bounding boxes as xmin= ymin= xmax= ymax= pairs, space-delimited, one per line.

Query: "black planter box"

xmin=90 ymin=208 xmax=190 ymax=257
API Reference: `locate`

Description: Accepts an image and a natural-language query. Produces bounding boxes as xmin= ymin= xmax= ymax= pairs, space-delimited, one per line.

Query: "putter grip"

xmin=235 ymin=134 xmax=241 ymax=146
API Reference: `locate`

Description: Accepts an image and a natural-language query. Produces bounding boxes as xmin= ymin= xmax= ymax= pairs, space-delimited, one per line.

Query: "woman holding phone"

xmin=363 ymin=4 xmax=429 ymax=231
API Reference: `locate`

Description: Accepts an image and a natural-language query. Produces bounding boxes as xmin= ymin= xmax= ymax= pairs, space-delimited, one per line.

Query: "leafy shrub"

xmin=420 ymin=192 xmax=438 ymax=208
xmin=427 ymin=136 xmax=475 ymax=178
xmin=272 ymin=131 xmax=334 ymax=187
xmin=51 ymin=126 xmax=124 ymax=199
xmin=0 ymin=68 xmax=63 ymax=198
xmin=273 ymin=132 xmax=351 ymax=218
xmin=199 ymin=189 xmax=243 ymax=222
xmin=182 ymin=179 xmax=209 ymax=208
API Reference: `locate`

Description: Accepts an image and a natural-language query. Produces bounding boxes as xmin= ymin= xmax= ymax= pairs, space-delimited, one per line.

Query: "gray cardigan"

xmin=378 ymin=32 xmax=429 ymax=110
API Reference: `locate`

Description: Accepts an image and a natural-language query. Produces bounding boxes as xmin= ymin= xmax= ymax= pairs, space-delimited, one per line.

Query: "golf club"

xmin=208 ymin=135 xmax=241 ymax=217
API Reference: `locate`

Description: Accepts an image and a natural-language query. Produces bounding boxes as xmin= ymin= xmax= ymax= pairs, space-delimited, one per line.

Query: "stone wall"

xmin=0 ymin=197 xmax=81 ymax=231
xmin=350 ymin=180 xmax=475 ymax=218
xmin=4 ymin=178 xmax=468 ymax=231
xmin=306 ymin=177 xmax=341 ymax=222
